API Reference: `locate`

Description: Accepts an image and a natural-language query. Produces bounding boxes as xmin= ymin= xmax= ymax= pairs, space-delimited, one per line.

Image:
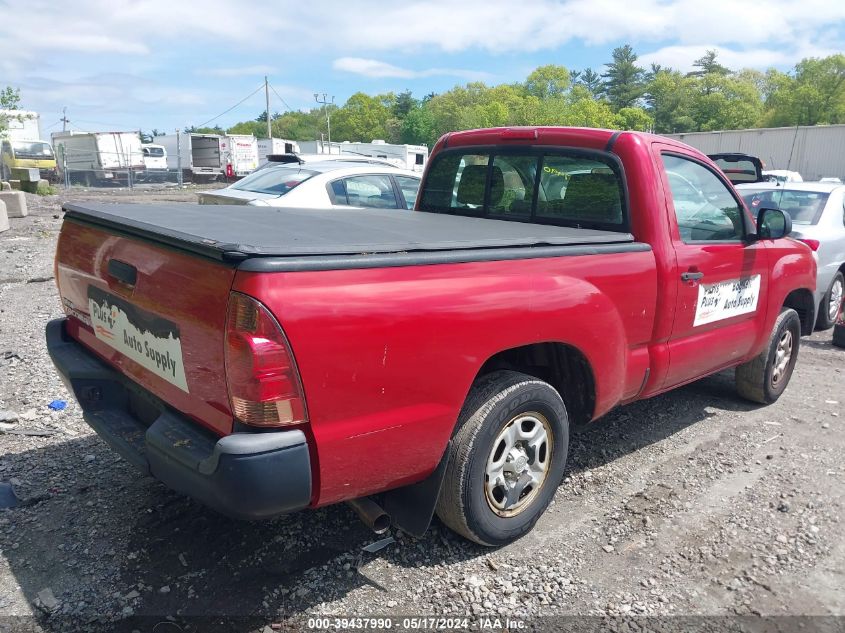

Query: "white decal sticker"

xmin=88 ymin=294 xmax=189 ymax=392
xmin=694 ymin=274 xmax=761 ymax=327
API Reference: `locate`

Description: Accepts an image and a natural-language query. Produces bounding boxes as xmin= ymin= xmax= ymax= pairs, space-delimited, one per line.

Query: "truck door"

xmin=657 ymin=148 xmax=770 ymax=389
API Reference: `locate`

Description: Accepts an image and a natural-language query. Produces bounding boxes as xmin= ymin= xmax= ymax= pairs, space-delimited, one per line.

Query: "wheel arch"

xmin=782 ymin=287 xmax=816 ymax=335
xmin=471 ymin=342 xmax=596 ymax=429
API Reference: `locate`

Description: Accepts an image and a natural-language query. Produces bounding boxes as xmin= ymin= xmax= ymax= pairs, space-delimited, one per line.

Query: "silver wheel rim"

xmin=771 ymin=329 xmax=793 ymax=387
xmin=828 ymin=278 xmax=844 ymax=322
xmin=484 ymin=412 xmax=553 ymax=517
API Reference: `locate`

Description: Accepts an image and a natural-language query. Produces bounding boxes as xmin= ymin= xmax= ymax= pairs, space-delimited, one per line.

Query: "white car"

xmin=197 ymin=159 xmax=420 ymax=210
xmin=762 ymin=169 xmax=803 ymax=184
xmin=738 ymin=181 xmax=845 ymax=329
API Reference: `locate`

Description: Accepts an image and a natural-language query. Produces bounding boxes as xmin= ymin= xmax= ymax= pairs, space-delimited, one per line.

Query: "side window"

xmin=328 ymin=179 xmax=347 ymax=205
xmin=341 ymin=175 xmax=399 ymax=209
xmin=662 ymin=154 xmax=745 ymax=242
xmin=420 ymin=153 xmax=489 ymax=216
xmin=394 ymin=175 xmax=420 ymax=210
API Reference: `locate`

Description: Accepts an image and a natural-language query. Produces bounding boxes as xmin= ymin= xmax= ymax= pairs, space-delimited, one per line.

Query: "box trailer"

xmin=257 ymin=138 xmax=301 ymax=165
xmin=222 ymin=134 xmax=259 ymax=177
xmin=155 ymin=133 xmax=225 ymax=182
xmin=298 ymin=139 xmax=428 ymax=171
xmin=52 ymin=131 xmax=144 ymax=185
xmin=1 ymin=109 xmax=42 ymax=141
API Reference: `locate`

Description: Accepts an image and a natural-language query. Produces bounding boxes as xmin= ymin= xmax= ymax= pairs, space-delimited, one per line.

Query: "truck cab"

xmin=1 ymin=138 xmax=58 ymax=182
xmin=47 ymin=126 xmax=816 ymax=547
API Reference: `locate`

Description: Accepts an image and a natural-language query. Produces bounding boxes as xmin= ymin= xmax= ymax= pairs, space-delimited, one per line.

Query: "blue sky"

xmin=1 ymin=0 xmax=843 ymax=137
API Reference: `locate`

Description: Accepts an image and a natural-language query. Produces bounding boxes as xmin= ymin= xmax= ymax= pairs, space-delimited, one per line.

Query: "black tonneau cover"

xmin=62 ymin=203 xmax=639 ymax=264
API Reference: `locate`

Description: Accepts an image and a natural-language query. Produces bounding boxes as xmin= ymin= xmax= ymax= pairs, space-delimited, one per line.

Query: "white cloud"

xmin=333 ymin=57 xmax=491 ymax=80
xmin=2 ymin=0 xmax=843 ymax=65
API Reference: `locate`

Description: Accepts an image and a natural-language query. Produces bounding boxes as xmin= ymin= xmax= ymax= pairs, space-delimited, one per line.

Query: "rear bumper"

xmin=45 ymin=318 xmax=312 ymax=519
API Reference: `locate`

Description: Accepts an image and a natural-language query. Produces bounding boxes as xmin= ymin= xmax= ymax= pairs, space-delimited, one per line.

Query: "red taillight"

xmin=797 ymin=238 xmax=820 ymax=251
xmin=224 ymin=292 xmax=307 ymax=427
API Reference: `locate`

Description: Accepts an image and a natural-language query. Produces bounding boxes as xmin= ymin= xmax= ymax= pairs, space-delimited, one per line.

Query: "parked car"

xmin=708 ymin=153 xmax=764 ymax=185
xmin=763 ymin=169 xmax=803 ymax=184
xmin=47 ymin=127 xmax=816 ymax=547
xmin=738 ymin=182 xmax=845 ymax=329
xmin=197 ymin=160 xmax=421 ymax=210
xmin=834 ymin=303 xmax=845 ymax=348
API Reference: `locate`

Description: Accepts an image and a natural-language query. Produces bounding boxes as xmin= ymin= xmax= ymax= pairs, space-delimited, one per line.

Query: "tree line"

xmin=206 ymin=47 xmax=845 ymax=147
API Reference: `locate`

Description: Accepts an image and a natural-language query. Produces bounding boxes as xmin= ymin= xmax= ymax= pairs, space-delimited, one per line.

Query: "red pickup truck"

xmin=47 ymin=127 xmax=816 ymax=546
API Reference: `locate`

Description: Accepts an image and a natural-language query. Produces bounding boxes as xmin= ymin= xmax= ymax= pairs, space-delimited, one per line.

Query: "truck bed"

xmin=62 ymin=203 xmax=647 ymax=271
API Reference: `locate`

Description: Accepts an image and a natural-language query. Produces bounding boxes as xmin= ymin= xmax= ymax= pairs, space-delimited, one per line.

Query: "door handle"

xmin=681 ymin=271 xmax=704 ymax=282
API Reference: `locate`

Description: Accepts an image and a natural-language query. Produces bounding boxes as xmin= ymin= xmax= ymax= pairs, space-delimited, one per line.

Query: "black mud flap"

xmin=382 ymin=441 xmax=451 ymax=538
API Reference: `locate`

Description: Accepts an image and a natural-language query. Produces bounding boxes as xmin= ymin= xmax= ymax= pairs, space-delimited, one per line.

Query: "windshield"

xmin=740 ymin=188 xmax=830 ymax=225
xmin=143 ymin=146 xmax=165 ymax=157
xmin=230 ymin=165 xmax=318 ymax=195
xmin=11 ymin=141 xmax=54 ymax=160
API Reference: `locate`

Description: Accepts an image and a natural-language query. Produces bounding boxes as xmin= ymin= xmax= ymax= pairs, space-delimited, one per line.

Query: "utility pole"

xmin=176 ymin=128 xmax=183 ymax=187
xmin=264 ymin=76 xmax=272 ymax=140
xmin=60 ymin=107 xmax=69 ymax=132
xmin=314 ymin=93 xmax=335 ymax=152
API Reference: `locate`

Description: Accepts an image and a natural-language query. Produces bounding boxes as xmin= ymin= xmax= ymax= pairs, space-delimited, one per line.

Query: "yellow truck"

xmin=0 ymin=110 xmax=58 ymax=182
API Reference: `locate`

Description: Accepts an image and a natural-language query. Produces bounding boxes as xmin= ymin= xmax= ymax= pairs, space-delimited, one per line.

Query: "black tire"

xmin=816 ymin=272 xmax=844 ymax=331
xmin=736 ymin=308 xmax=801 ymax=404
xmin=435 ymin=371 xmax=569 ymax=546
xmin=833 ymin=323 xmax=845 ymax=349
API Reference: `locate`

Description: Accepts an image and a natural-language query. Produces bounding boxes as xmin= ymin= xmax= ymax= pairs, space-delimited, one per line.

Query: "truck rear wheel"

xmin=435 ymin=371 xmax=569 ymax=546
xmin=736 ymin=308 xmax=801 ymax=404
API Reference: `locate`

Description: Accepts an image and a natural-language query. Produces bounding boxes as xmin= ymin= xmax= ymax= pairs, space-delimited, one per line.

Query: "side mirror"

xmin=756 ymin=207 xmax=792 ymax=240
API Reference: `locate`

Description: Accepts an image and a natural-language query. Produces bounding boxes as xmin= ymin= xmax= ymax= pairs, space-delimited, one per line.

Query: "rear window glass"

xmin=710 ymin=156 xmax=762 ymax=184
xmin=739 ymin=188 xmax=830 ymax=225
xmin=419 ymin=149 xmax=626 ymax=230
xmin=231 ymin=165 xmax=317 ymax=195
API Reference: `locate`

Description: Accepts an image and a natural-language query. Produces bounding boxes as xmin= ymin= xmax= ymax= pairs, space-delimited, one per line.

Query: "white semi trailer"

xmin=51 ymin=131 xmax=144 ymax=185
xmin=155 ymin=133 xmax=225 ymax=182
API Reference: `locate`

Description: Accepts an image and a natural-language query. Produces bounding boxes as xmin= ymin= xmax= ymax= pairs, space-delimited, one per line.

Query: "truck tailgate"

xmin=55 ymin=217 xmax=237 ymax=435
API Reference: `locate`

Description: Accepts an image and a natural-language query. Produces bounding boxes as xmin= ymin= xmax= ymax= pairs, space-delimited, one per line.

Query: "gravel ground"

xmin=0 ymin=187 xmax=843 ymax=632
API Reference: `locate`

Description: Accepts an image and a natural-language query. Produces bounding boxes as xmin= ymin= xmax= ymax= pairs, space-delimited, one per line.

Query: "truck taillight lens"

xmin=224 ymin=292 xmax=307 ymax=427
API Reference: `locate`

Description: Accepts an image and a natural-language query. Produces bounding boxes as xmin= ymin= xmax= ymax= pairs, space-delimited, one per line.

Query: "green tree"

xmin=688 ymin=50 xmax=731 ymax=77
xmin=0 ymin=86 xmax=20 ymax=110
xmin=227 ymin=120 xmax=268 ymax=137
xmin=524 ymin=65 xmax=571 ymax=99
xmin=392 ymin=90 xmax=417 ymax=119
xmin=762 ymin=54 xmax=845 ymax=126
xmin=184 ymin=125 xmax=226 ymax=135
xmin=602 ymin=45 xmax=645 ymax=110
xmin=573 ymin=68 xmax=603 ymax=98
xmin=330 ymin=92 xmax=393 ymax=142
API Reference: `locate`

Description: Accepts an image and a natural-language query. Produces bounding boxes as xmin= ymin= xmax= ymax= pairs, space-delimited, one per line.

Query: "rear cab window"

xmin=419 ymin=148 xmax=628 ymax=231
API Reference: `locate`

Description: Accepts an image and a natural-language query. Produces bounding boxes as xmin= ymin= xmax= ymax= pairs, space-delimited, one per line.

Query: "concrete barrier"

xmin=0 ymin=181 xmax=10 ymax=191
xmin=0 ymin=191 xmax=27 ymax=218
xmin=0 ymin=200 xmax=9 ymax=233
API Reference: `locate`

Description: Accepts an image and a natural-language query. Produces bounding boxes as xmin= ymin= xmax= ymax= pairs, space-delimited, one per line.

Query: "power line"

xmin=196 ymin=83 xmax=264 ymax=128
xmin=268 ymin=82 xmax=294 ymax=113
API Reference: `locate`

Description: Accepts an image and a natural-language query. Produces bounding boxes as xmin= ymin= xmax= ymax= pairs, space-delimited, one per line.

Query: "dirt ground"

xmin=0 ymin=187 xmax=843 ymax=633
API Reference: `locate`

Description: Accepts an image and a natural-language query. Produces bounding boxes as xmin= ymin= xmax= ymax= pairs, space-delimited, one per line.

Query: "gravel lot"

xmin=1 ymin=187 xmax=843 ymax=632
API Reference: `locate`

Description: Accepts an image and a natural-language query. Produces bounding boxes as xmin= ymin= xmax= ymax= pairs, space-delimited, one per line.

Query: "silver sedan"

xmin=738 ymin=182 xmax=845 ymax=330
